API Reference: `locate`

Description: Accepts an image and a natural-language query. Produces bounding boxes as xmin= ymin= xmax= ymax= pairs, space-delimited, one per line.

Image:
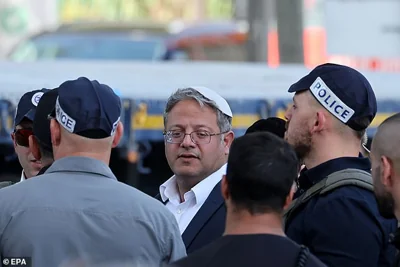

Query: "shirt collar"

xmin=45 ymin=156 xmax=117 ymax=180
xmin=20 ymin=164 xmax=52 ymax=182
xmin=298 ymin=155 xmax=371 ymax=193
xmin=20 ymin=171 xmax=25 ymax=182
xmin=159 ymin=163 xmax=227 ymax=204
xmin=159 ymin=176 xmax=179 ymax=203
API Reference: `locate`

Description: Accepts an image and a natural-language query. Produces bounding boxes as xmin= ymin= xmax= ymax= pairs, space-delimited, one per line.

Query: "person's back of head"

xmin=223 ymin=132 xmax=299 ymax=216
xmin=245 ymin=117 xmax=286 ymax=138
xmin=48 ymin=77 xmax=123 ymax=165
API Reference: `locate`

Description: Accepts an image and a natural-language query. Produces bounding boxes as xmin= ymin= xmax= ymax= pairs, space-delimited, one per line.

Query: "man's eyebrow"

xmin=168 ymin=124 xmax=213 ymax=131
xmin=195 ymin=124 xmax=213 ymax=130
xmin=168 ymin=124 xmax=184 ymax=129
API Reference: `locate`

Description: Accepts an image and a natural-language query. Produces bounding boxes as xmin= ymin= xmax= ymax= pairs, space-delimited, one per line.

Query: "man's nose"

xmin=180 ymin=134 xmax=195 ymax=147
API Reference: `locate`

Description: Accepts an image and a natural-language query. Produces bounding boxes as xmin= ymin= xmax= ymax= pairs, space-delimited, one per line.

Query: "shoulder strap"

xmin=283 ymin=168 xmax=373 ymax=228
xmin=294 ymin=245 xmax=310 ymax=267
xmin=321 ymin=168 xmax=373 ymax=194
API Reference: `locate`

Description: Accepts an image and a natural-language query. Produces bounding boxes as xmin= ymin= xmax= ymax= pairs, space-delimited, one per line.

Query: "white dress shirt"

xmin=20 ymin=171 xmax=25 ymax=182
xmin=159 ymin=164 xmax=227 ymax=234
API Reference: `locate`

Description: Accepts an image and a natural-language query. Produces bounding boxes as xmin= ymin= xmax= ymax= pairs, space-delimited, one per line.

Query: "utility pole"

xmin=276 ymin=0 xmax=304 ymax=64
xmin=194 ymin=0 xmax=206 ymax=21
xmin=247 ymin=0 xmax=270 ymax=62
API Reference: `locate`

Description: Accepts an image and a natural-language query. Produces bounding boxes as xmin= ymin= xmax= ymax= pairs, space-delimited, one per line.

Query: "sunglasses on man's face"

xmin=13 ymin=129 xmax=33 ymax=147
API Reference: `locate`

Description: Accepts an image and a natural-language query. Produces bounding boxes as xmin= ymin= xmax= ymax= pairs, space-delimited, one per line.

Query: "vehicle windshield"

xmin=8 ymin=32 xmax=167 ymax=61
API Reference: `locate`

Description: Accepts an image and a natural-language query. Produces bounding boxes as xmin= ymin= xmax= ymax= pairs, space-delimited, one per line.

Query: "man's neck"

xmin=176 ymin=176 xmax=203 ymax=202
xmin=305 ymin=139 xmax=361 ymax=169
xmin=224 ymin=210 xmax=285 ymax=237
xmin=175 ymin=162 xmax=226 ymax=202
xmin=55 ymin=151 xmax=110 ymax=166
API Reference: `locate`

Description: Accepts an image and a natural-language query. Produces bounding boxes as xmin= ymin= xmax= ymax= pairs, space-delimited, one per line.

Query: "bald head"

xmin=50 ymin=119 xmax=123 ymax=164
xmin=372 ymin=113 xmax=400 ymax=168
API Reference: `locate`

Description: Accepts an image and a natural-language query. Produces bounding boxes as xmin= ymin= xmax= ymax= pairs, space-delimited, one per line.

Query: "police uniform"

xmin=13 ymin=89 xmax=49 ymax=183
xmin=32 ymin=88 xmax=60 ymax=176
xmin=0 ymin=77 xmax=186 ymax=266
xmin=284 ymin=64 xmax=397 ymax=267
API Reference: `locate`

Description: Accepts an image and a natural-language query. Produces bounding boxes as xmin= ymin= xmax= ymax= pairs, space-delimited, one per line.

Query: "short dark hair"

xmin=245 ymin=117 xmax=286 ymax=138
xmin=226 ymin=132 xmax=299 ymax=215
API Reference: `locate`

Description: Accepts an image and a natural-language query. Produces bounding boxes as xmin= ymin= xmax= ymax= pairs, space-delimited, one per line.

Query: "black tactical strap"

xmin=283 ymin=168 xmax=373 ymax=229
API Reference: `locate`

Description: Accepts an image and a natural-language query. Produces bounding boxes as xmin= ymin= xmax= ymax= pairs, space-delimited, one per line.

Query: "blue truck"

xmin=0 ymin=61 xmax=398 ymax=194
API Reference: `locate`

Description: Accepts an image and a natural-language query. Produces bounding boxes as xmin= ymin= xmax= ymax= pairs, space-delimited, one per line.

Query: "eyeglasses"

xmin=13 ymin=128 xmax=33 ymax=147
xmin=163 ymin=130 xmax=228 ymax=145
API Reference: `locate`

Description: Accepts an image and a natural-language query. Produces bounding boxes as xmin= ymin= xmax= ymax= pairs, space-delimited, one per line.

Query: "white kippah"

xmin=190 ymin=86 xmax=233 ymax=118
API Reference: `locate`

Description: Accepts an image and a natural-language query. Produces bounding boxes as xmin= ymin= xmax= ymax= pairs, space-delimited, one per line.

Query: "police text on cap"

xmin=55 ymin=97 xmax=76 ymax=133
xmin=310 ymin=77 xmax=355 ymax=123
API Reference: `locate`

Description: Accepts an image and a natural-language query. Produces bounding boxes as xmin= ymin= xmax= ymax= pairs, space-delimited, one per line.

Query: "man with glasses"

xmin=157 ymin=86 xmax=234 ymax=254
xmin=12 ymin=89 xmax=49 ymax=181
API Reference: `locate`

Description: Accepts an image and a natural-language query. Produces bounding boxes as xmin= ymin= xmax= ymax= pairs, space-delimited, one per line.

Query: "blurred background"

xmin=1 ymin=0 xmax=399 ymax=195
xmin=0 ymin=0 xmax=399 ymax=71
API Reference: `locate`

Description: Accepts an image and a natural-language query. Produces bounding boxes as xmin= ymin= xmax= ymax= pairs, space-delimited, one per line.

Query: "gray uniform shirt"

xmin=0 ymin=156 xmax=186 ymax=267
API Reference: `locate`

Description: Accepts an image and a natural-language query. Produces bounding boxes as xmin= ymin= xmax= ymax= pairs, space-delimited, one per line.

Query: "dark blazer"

xmin=156 ymin=181 xmax=226 ymax=254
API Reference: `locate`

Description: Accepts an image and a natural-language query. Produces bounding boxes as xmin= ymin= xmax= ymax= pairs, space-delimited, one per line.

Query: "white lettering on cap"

xmin=31 ymin=92 xmax=44 ymax=107
xmin=309 ymin=77 xmax=355 ymax=123
xmin=111 ymin=116 xmax=120 ymax=135
xmin=55 ymin=97 xmax=76 ymax=133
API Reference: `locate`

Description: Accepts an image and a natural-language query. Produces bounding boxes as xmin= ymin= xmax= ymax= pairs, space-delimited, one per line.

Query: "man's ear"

xmin=50 ymin=119 xmax=61 ymax=147
xmin=29 ymin=135 xmax=41 ymax=161
xmin=381 ymin=155 xmax=394 ymax=189
xmin=221 ymin=175 xmax=230 ymax=201
xmin=112 ymin=122 xmax=124 ymax=148
xmin=223 ymin=131 xmax=235 ymax=155
xmin=11 ymin=132 xmax=16 ymax=149
xmin=311 ymin=111 xmax=327 ymax=134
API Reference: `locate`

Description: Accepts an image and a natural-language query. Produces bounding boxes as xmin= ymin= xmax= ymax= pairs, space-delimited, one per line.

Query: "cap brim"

xmin=24 ymin=109 xmax=36 ymax=121
xmin=288 ymin=74 xmax=317 ymax=93
xmin=288 ymin=81 xmax=310 ymax=93
xmin=14 ymin=109 xmax=35 ymax=126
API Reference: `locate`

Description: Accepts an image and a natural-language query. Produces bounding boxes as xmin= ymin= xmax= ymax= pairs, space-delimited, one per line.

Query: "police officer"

xmin=28 ymin=88 xmax=58 ymax=175
xmin=370 ymin=112 xmax=400 ymax=267
xmin=0 ymin=77 xmax=186 ymax=266
xmin=284 ymin=63 xmax=397 ymax=267
xmin=12 ymin=89 xmax=49 ymax=181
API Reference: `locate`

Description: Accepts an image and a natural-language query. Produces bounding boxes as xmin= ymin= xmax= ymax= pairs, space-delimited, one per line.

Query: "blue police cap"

xmin=14 ymin=89 xmax=50 ymax=127
xmin=288 ymin=63 xmax=377 ymax=131
xmin=33 ymin=88 xmax=59 ymax=152
xmin=53 ymin=77 xmax=121 ymax=139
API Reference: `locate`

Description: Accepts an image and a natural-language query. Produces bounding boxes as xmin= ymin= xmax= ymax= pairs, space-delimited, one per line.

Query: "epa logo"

xmin=2 ymin=257 xmax=30 ymax=266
